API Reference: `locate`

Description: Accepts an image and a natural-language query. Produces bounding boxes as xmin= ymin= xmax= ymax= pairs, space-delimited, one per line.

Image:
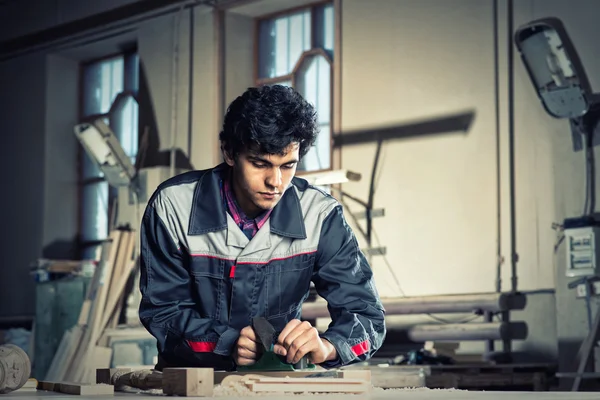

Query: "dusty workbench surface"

xmin=3 ymin=389 xmax=600 ymax=399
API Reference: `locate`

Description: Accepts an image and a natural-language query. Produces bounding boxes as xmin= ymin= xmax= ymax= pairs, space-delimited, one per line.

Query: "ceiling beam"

xmin=0 ymin=0 xmax=213 ymax=61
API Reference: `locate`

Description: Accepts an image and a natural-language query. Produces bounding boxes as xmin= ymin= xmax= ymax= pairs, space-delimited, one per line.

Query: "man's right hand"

xmin=234 ymin=326 xmax=261 ymax=366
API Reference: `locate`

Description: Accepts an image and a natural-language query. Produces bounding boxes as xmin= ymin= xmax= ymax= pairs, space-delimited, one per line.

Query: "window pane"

xmin=288 ymin=11 xmax=311 ymax=73
xmin=81 ymin=181 xmax=108 ymax=241
xmin=111 ymin=95 xmax=139 ymax=164
xmin=295 ymin=54 xmax=331 ymax=172
xmin=82 ymin=56 xmax=124 ymax=116
xmin=258 ymin=10 xmax=311 ymax=78
xmin=274 ymin=17 xmax=289 ymax=76
xmin=314 ymin=4 xmax=334 ymax=54
xmin=258 ymin=19 xmax=276 ymax=78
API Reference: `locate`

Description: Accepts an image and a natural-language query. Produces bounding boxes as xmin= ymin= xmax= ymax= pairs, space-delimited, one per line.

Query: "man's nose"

xmin=265 ymin=167 xmax=282 ymax=188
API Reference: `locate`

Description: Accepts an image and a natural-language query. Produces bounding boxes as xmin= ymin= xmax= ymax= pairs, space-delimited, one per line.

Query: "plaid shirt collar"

xmin=222 ymin=171 xmax=272 ymax=239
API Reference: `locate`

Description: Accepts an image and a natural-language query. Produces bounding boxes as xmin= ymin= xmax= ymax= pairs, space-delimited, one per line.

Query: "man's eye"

xmin=252 ymin=162 xmax=266 ymax=168
xmin=282 ymin=164 xmax=295 ymax=169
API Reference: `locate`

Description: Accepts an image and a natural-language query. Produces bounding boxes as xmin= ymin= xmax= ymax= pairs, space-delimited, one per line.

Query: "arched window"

xmin=79 ymin=52 xmax=139 ymax=260
xmin=256 ymin=3 xmax=334 ymax=173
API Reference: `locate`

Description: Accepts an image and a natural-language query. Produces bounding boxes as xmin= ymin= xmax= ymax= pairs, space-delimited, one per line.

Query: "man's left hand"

xmin=272 ymin=319 xmax=337 ymax=364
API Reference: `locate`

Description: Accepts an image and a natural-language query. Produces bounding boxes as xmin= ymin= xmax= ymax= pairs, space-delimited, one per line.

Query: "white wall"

xmin=341 ymin=0 xmax=500 ymax=297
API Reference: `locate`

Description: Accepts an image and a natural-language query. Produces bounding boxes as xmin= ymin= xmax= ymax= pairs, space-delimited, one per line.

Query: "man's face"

xmin=224 ymin=143 xmax=300 ymax=218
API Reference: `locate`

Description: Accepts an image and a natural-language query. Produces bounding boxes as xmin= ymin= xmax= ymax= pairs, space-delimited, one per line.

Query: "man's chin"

xmin=254 ymin=198 xmax=279 ymax=211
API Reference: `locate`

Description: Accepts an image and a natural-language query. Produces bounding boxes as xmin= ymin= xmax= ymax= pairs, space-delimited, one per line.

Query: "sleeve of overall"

xmin=138 ymin=192 xmax=239 ymax=361
xmin=312 ymin=204 xmax=387 ymax=368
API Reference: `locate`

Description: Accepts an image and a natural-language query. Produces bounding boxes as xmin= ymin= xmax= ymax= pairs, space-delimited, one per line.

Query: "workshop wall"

xmin=0 ymin=54 xmax=47 ymax=319
xmin=338 ymin=0 xmax=600 ymax=373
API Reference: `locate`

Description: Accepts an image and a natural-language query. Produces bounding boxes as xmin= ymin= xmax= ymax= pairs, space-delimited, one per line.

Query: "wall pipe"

xmin=301 ymin=292 xmax=527 ymax=320
xmin=507 ymin=0 xmax=518 ymax=293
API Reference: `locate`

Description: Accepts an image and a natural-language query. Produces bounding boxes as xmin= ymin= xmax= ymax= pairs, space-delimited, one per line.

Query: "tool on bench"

xmin=237 ymin=317 xmax=316 ymax=372
xmin=99 ymin=368 xmax=163 ymax=390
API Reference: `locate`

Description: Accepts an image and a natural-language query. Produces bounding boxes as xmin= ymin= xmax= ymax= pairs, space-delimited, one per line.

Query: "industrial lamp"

xmin=74 ymin=90 xmax=141 ymax=193
xmin=514 ymin=17 xmax=595 ymax=120
xmin=74 ymin=119 xmax=137 ymax=188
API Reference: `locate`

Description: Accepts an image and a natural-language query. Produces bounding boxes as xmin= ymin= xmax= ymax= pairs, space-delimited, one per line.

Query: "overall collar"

xmin=187 ymin=163 xmax=307 ymax=239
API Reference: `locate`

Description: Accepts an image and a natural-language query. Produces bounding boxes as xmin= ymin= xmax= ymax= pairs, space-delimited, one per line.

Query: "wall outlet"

xmin=575 ymin=280 xmax=600 ymax=298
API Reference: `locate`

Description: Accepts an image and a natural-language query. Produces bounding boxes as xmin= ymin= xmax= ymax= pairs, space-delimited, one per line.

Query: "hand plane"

xmin=237 ymin=317 xmax=316 ymax=372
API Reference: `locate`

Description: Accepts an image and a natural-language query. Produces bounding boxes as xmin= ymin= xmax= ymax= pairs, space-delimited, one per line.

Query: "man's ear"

xmin=222 ymin=146 xmax=235 ymax=167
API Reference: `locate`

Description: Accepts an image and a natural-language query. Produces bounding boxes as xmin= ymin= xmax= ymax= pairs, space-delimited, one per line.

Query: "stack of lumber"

xmin=44 ymin=229 xmax=138 ymax=383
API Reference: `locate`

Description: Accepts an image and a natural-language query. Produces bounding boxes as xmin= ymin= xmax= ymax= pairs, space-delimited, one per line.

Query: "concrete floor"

xmin=4 ymin=389 xmax=600 ymax=399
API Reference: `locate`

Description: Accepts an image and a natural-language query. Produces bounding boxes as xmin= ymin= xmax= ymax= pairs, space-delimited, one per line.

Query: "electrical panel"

xmin=565 ymin=222 xmax=600 ymax=277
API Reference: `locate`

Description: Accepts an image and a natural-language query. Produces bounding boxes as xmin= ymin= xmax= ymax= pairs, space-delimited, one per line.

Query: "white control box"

xmin=565 ymin=225 xmax=600 ymax=277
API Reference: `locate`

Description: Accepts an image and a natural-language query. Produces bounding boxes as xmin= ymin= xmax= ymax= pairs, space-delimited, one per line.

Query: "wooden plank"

xmin=66 ymin=230 xmax=122 ymax=382
xmin=99 ymin=234 xmax=137 ymax=337
xmin=250 ymin=377 xmax=366 ymax=384
xmin=246 ymin=380 xmax=369 ymax=394
xmin=214 ymin=369 xmax=326 ymax=384
xmin=104 ymin=231 xmax=135 ymax=331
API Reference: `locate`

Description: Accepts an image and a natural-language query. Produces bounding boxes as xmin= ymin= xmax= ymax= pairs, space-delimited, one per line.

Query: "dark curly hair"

xmin=219 ymin=85 xmax=319 ymax=159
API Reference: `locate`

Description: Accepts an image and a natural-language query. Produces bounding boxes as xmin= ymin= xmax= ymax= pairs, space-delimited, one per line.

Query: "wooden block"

xmin=337 ymin=369 xmax=371 ymax=381
xmin=163 ymin=368 xmax=213 ymax=397
xmin=37 ymin=381 xmax=114 ymax=396
xmin=37 ymin=381 xmax=57 ymax=391
xmin=19 ymin=379 xmax=38 ymax=391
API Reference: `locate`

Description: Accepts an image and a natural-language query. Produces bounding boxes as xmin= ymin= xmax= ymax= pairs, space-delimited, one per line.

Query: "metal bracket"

xmin=570 ymin=105 xmax=600 ymax=152
xmin=362 ymin=247 xmax=387 ymax=256
xmin=352 ymin=208 xmax=385 ymax=220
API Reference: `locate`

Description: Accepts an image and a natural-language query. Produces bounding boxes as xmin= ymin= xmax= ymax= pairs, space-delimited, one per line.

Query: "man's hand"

xmin=273 ymin=319 xmax=337 ymax=365
xmin=234 ymin=326 xmax=261 ymax=366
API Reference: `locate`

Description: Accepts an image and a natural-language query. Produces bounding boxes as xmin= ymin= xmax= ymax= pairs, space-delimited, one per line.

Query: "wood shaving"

xmin=114 ymin=382 xmax=465 ymax=397
xmin=212 ymin=382 xmax=463 ymax=396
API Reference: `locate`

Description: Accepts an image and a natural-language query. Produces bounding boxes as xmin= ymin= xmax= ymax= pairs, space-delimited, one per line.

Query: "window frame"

xmin=76 ymin=49 xmax=139 ymax=259
xmin=253 ymin=0 xmax=335 ymax=176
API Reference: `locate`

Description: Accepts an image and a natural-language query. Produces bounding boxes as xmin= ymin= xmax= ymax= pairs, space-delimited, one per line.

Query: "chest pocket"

xmin=189 ymin=255 xmax=226 ymax=320
xmin=264 ymin=252 xmax=315 ymax=319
